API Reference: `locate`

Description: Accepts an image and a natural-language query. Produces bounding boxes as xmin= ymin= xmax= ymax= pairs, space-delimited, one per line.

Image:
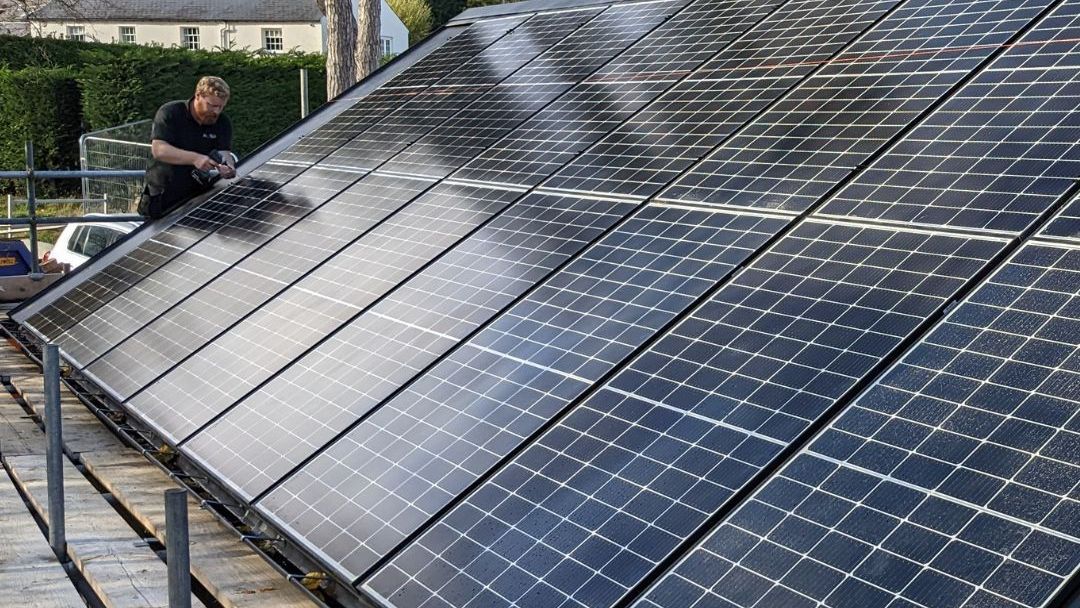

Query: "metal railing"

xmin=80 ymin=119 xmax=153 ymax=207
xmin=0 ymin=142 xmax=144 ymax=275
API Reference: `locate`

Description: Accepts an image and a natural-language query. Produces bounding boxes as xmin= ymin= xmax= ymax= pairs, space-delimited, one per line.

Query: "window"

xmin=262 ymin=28 xmax=283 ymax=52
xmin=381 ymin=36 xmax=393 ymax=57
xmin=181 ymin=26 xmax=200 ymax=50
xmin=69 ymin=225 xmax=124 ymax=258
xmin=66 ymin=25 xmax=85 ymax=41
xmin=119 ymin=26 xmax=136 ymax=43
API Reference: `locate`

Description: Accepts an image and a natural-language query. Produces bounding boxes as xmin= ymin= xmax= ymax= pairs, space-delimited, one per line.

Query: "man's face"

xmin=193 ymin=92 xmax=228 ymax=125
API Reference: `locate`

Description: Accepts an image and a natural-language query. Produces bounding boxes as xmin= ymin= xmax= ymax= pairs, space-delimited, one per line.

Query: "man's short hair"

xmin=195 ymin=76 xmax=230 ymax=99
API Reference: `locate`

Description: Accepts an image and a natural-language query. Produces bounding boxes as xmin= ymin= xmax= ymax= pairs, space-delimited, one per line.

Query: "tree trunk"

xmin=355 ymin=0 xmax=382 ymax=82
xmin=323 ymin=0 xmax=358 ymax=99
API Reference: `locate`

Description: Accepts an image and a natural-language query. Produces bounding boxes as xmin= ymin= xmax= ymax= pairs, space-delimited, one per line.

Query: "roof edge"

xmin=448 ymin=0 xmax=617 ymax=24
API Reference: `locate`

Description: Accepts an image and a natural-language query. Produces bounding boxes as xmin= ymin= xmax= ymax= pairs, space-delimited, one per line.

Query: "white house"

xmin=28 ymin=0 xmax=409 ymax=56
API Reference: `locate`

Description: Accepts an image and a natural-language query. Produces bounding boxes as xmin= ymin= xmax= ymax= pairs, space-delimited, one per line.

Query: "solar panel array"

xmin=12 ymin=0 xmax=1080 ymax=606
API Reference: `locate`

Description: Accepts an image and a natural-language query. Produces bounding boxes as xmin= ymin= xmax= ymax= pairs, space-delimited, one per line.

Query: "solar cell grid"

xmin=589 ymin=0 xmax=782 ymax=80
xmin=188 ymin=192 xmax=638 ymax=507
xmin=249 ymin=205 xmax=786 ymax=585
xmin=274 ymin=89 xmax=429 ymax=165
xmin=24 ymin=162 xmax=305 ymax=340
xmin=53 ymin=166 xmax=365 ymax=369
xmin=368 ymin=220 xmax=1008 ymax=608
xmin=450 ymin=0 xmax=784 ymax=188
xmin=438 ymin=8 xmax=602 ymax=87
xmin=321 ymin=9 xmax=601 ymax=172
xmin=74 ymin=173 xmax=431 ymax=402
xmin=502 ymin=0 xmax=687 ymax=85
xmin=818 ymin=0 xmax=1080 ymax=233
xmin=636 ymin=241 xmax=1080 ymax=608
xmin=378 ymin=83 xmax=573 ymax=179
xmin=1039 ymin=191 xmax=1080 ymax=241
xmin=451 ymin=80 xmax=675 ymax=187
xmin=658 ymin=0 xmax=1054 ymax=212
xmin=383 ymin=16 xmax=529 ymax=89
xmin=275 ymin=15 xmax=531 ymax=165
xmin=106 ymin=183 xmax=522 ymax=441
xmin=541 ymin=0 xmax=902 ymax=199
xmin=380 ymin=0 xmax=687 ymax=179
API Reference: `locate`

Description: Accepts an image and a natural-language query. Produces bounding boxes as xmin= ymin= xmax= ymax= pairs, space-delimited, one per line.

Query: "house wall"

xmin=35 ymin=21 xmax=326 ymax=52
xmin=33 ymin=4 xmax=412 ymax=57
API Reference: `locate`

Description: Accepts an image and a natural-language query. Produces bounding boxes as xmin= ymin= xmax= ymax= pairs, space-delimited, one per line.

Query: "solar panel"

xmin=69 ymin=172 xmax=432 ymax=399
xmin=658 ymin=0 xmax=1054 ymax=212
xmin=380 ymin=0 xmax=687 ymax=179
xmin=274 ymin=16 xmax=526 ymax=165
xmin=24 ymin=162 xmax=306 ymax=341
xmin=367 ymin=220 xmax=1008 ymax=608
xmin=319 ymin=9 xmax=603 ymax=172
xmin=1040 ymin=191 xmax=1080 ymax=241
xmin=817 ymin=1 xmax=1080 ymax=233
xmin=590 ymin=0 xmax=780 ymax=80
xmin=249 ymin=204 xmax=789 ymax=582
xmin=540 ymin=0 xmax=901 ymax=199
xmin=185 ymin=191 xmax=640 ymax=507
xmin=92 ymin=182 xmax=522 ymax=439
xmin=451 ymin=0 xmax=784 ymax=188
xmin=53 ymin=166 xmax=367 ymax=368
xmin=636 ymin=241 xmax=1080 ymax=608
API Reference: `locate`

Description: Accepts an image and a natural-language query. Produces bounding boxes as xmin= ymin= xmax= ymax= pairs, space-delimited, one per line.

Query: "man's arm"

xmin=151 ymin=139 xmax=219 ymax=171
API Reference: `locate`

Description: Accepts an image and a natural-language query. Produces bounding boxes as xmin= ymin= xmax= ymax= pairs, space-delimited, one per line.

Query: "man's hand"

xmin=192 ymin=154 xmax=219 ymax=172
xmin=218 ymin=162 xmax=236 ymax=179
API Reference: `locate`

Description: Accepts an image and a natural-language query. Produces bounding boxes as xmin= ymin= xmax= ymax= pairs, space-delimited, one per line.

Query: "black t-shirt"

xmin=145 ymin=98 xmax=232 ymax=206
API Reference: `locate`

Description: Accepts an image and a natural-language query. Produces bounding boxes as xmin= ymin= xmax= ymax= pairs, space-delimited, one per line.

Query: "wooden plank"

xmin=0 ymin=346 xmax=39 ymax=381
xmin=0 ymin=395 xmax=44 ymax=458
xmin=84 ymin=451 xmax=319 ymax=608
xmin=0 ymin=389 xmax=204 ymax=608
xmin=5 ymin=453 xmax=206 ymax=608
xmin=0 ymin=466 xmax=85 ymax=608
xmin=12 ymin=373 xmax=126 ymax=456
xmin=7 ymin=362 xmax=317 ymax=608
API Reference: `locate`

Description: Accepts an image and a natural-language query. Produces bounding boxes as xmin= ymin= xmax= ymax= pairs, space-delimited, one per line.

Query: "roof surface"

xmin=31 ymin=0 xmax=324 ymax=22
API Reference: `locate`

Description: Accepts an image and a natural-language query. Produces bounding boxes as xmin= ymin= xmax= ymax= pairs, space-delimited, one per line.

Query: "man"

xmin=139 ymin=76 xmax=237 ymax=219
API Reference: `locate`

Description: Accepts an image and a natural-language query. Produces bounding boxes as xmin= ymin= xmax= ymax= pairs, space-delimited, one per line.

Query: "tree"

xmin=354 ymin=0 xmax=380 ymax=81
xmin=387 ymin=0 xmax=432 ymax=46
xmin=316 ymin=0 xmax=357 ymax=99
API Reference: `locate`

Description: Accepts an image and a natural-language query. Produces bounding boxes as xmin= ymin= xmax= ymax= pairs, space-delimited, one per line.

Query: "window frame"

xmin=118 ymin=25 xmax=136 ymax=44
xmin=262 ymin=27 xmax=284 ymax=52
xmin=66 ymin=25 xmax=85 ymax=41
xmin=180 ymin=26 xmax=200 ymax=50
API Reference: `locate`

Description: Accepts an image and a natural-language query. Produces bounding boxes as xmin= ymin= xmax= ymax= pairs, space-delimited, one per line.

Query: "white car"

xmin=44 ymin=217 xmax=140 ymax=269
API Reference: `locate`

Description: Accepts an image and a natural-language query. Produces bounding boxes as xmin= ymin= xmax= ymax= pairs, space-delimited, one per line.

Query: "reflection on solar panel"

xmin=452 ymin=0 xmax=783 ymax=187
xmin=381 ymin=0 xmax=687 ymax=179
xmin=25 ymin=162 xmax=306 ymax=339
xmin=322 ymin=9 xmax=602 ymax=172
xmin=659 ymin=0 xmax=1055 ymax=212
xmin=74 ymin=172 xmax=431 ymax=396
xmin=818 ymin=1 xmax=1080 ymax=232
xmin=55 ymin=166 xmax=366 ymax=368
xmin=11 ymin=0 xmax=1080 ymax=605
xmin=637 ymin=242 xmax=1080 ymax=608
xmin=189 ymin=191 xmax=638 ymax=504
xmin=253 ymin=205 xmax=787 ymax=580
xmin=368 ymin=221 xmax=1007 ymax=608
xmin=274 ymin=17 xmax=526 ymax=165
xmin=107 ymin=182 xmax=523 ymax=439
xmin=542 ymin=0 xmax=901 ymax=199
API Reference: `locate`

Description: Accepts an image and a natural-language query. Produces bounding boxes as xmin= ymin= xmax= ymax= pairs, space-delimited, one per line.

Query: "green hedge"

xmin=0 ymin=35 xmax=327 ymax=171
xmin=0 ymin=67 xmax=82 ymax=196
xmin=78 ymin=48 xmax=327 ymax=154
